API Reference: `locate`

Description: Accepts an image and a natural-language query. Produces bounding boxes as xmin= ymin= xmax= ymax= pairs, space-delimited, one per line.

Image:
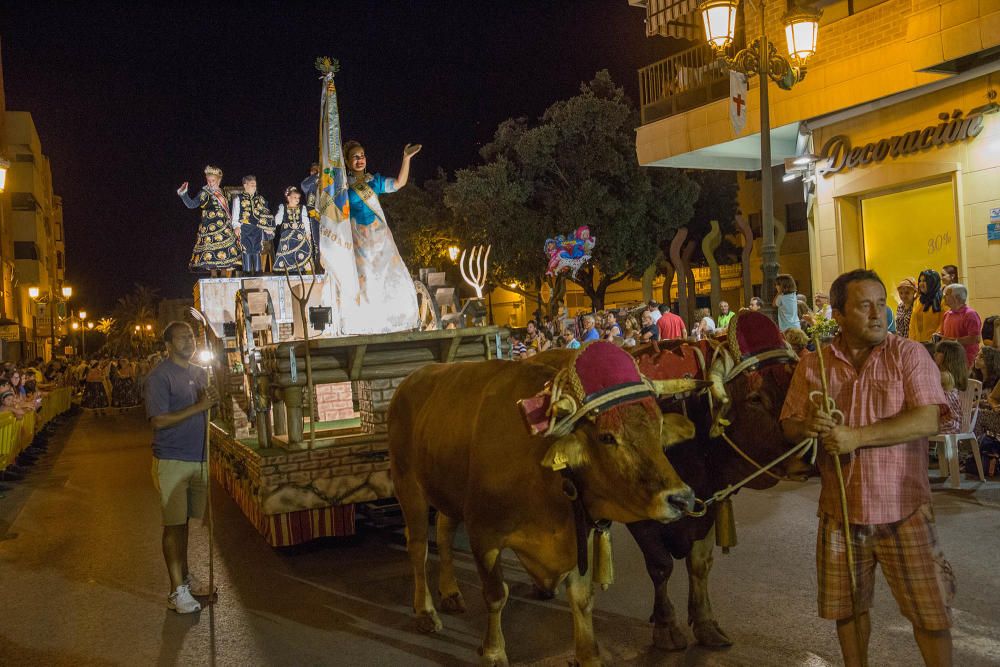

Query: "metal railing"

xmin=638 ymin=38 xmax=742 ymax=124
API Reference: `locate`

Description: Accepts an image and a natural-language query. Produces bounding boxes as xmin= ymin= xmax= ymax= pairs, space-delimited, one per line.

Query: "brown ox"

xmin=628 ymin=310 xmax=808 ymax=650
xmin=389 ymin=344 xmax=701 ymax=666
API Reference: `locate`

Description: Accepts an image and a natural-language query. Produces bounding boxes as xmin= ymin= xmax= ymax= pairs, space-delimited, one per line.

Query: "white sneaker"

xmin=168 ymin=584 xmax=202 ymax=614
xmin=184 ymin=573 xmax=217 ymax=598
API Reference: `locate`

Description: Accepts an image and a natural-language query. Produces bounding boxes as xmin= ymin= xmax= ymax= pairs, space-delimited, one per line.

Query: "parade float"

xmin=184 ymin=59 xmax=506 ymax=547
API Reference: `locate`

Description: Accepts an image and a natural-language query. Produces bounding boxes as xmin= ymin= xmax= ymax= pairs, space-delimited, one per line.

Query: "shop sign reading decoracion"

xmin=817 ymin=109 xmax=987 ymax=176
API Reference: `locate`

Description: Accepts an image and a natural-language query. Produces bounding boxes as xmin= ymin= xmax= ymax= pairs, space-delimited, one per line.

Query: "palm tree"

xmin=107 ymin=284 xmax=161 ymax=355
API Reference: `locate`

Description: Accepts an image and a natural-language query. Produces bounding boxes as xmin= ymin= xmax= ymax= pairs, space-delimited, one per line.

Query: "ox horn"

xmin=707 ymin=353 xmax=732 ymax=437
xmin=707 ymin=354 xmax=731 ymax=407
xmin=650 ymin=378 xmax=711 ymax=400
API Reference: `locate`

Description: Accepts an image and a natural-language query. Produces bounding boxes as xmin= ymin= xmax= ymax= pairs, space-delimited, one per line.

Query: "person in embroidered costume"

xmin=177 ymin=166 xmax=241 ymax=277
xmin=230 ymin=175 xmax=275 ymax=276
xmin=300 ymin=162 xmax=323 ymax=271
xmin=273 ymin=186 xmax=313 ymax=272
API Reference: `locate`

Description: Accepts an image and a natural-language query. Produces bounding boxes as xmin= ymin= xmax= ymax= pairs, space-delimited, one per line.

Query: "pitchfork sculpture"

xmin=459 ymin=245 xmax=491 ymax=299
xmin=282 ymin=259 xmax=320 ymax=449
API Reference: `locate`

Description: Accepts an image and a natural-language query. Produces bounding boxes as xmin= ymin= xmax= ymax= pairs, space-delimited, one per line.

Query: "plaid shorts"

xmin=817 ymin=503 xmax=955 ymax=630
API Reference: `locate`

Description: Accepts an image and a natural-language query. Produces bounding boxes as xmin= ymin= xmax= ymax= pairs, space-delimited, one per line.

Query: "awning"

xmin=642 ymin=0 xmax=703 ymax=41
xmin=642 ymin=122 xmax=805 ymax=171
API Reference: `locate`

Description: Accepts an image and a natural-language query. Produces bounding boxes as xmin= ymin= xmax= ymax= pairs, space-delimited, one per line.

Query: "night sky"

xmin=0 ymin=1 xmax=678 ymax=315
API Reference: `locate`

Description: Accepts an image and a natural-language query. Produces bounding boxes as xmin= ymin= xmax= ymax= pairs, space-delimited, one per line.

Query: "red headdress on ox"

xmin=518 ymin=341 xmax=705 ymax=468
xmin=726 ymin=310 xmax=788 ymax=360
xmin=573 ymin=341 xmax=658 ymax=432
xmin=706 ymin=310 xmax=799 ymax=435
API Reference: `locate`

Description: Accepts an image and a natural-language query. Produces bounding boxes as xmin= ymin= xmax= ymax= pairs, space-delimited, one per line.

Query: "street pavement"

xmin=0 ymin=409 xmax=998 ymax=666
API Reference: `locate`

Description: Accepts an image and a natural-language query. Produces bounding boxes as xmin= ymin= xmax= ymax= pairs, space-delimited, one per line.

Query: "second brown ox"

xmin=388 ymin=343 xmax=703 ymax=666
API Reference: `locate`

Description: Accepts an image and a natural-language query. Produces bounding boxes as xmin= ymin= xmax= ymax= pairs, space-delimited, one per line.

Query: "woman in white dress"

xmin=341 ymin=140 xmax=421 ymax=334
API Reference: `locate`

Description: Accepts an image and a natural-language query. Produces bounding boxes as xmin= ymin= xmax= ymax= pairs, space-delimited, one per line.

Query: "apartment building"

xmin=3 ymin=111 xmax=67 ymax=360
xmin=633 ymin=0 xmax=1000 ymax=312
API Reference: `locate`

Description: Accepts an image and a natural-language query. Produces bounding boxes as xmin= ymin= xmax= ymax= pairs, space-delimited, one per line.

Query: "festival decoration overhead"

xmin=544 ymin=225 xmax=596 ymax=278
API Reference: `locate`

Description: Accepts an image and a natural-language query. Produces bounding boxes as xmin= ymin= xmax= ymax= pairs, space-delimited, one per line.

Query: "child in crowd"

xmin=509 ymin=333 xmax=528 ymax=360
xmin=773 ymin=274 xmax=801 ymax=331
xmin=935 ymin=340 xmax=968 ymax=434
xmin=640 ymin=310 xmax=659 ymax=343
xmin=782 ymin=327 xmax=809 ymax=355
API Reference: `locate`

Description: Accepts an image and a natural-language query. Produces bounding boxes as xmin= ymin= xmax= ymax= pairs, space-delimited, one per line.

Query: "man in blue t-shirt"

xmin=146 ymin=321 xmax=218 ymax=614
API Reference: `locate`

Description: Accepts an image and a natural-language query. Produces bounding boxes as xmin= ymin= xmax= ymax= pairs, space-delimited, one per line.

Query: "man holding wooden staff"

xmin=780 ymin=269 xmax=954 ymax=667
xmin=145 ymin=321 xmax=219 ymax=613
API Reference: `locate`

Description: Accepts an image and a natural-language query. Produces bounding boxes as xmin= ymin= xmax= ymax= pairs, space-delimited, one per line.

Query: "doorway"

xmin=860 ymin=180 xmax=958 ymax=306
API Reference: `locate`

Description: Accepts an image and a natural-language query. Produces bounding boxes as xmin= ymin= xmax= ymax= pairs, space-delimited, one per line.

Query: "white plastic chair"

xmin=930 ymin=378 xmax=986 ymax=488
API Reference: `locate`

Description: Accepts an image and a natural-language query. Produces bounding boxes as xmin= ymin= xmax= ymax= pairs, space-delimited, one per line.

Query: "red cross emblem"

xmin=732 ymin=94 xmax=745 ymax=116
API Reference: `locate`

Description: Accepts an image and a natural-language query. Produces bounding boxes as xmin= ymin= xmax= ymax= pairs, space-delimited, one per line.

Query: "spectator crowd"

xmin=507 ymin=263 xmax=997 ymax=478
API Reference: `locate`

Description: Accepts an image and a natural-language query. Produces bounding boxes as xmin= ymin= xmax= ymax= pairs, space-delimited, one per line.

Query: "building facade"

xmin=3 ymin=111 xmax=67 ymax=361
xmin=633 ymin=0 xmax=1000 ymax=314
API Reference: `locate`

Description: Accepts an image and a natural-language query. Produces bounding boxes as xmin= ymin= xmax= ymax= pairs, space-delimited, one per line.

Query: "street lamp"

xmin=28 ymin=285 xmax=73 ymax=360
xmin=699 ymin=0 xmax=821 ymax=308
xmin=78 ymin=310 xmax=88 ymax=357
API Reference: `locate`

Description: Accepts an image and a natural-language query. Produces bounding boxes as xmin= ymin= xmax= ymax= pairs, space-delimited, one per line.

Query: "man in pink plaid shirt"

xmin=781 ymin=269 xmax=954 ymax=667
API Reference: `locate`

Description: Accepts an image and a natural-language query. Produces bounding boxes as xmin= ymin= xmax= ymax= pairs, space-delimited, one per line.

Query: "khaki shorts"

xmin=152 ymin=458 xmax=208 ymax=526
xmin=817 ymin=503 xmax=955 ymax=631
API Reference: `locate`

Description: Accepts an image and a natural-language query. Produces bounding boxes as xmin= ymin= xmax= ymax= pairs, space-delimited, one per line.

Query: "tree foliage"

xmin=682 ymin=170 xmax=741 ymax=267
xmin=445 ymin=71 xmax=699 ymax=310
xmin=381 ymin=169 xmax=462 ymax=270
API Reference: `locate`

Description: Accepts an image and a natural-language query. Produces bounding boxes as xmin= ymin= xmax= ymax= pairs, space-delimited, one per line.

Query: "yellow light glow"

xmin=71 ymin=322 xmax=79 ymax=330
xmin=448 ymin=246 xmax=460 ymax=262
xmin=61 ymin=285 xmax=73 ymax=298
xmin=78 ymin=310 xmax=87 ymax=320
xmin=28 ymin=287 xmax=40 ymax=299
xmin=134 ymin=325 xmax=140 ymax=332
xmin=783 ymin=9 xmax=821 ymax=62
xmin=700 ymin=0 xmax=737 ymax=50
xmin=145 ymin=324 xmax=153 ymax=331
xmin=87 ymin=321 xmax=94 ymax=329
xmin=198 ymin=350 xmax=213 ymax=363
xmin=0 ymin=157 xmax=9 ymax=193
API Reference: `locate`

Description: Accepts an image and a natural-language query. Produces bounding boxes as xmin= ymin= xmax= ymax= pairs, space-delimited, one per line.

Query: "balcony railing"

xmin=639 ymin=39 xmax=740 ymax=125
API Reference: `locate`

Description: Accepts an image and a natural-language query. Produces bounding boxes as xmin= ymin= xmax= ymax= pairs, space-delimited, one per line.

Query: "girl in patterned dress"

xmin=273 ymin=187 xmax=313 ymax=272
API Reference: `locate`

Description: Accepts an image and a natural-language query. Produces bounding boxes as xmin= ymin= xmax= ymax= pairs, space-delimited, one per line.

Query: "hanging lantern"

xmin=783 ymin=7 xmax=822 ymax=63
xmin=700 ymin=0 xmax=738 ymax=51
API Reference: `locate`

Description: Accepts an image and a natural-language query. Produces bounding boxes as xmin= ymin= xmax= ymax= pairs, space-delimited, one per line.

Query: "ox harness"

xmin=521 ymin=342 xmax=698 ymax=583
xmin=686 ymin=344 xmax=815 ymax=516
xmin=542 ymin=370 xmax=659 ymax=581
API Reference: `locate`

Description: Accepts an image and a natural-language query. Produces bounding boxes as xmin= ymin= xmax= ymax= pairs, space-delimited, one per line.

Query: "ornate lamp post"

xmin=28 ymin=285 xmax=73 ymax=360
xmin=78 ymin=310 xmax=88 ymax=356
xmin=699 ymin=0 xmax=820 ymax=307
